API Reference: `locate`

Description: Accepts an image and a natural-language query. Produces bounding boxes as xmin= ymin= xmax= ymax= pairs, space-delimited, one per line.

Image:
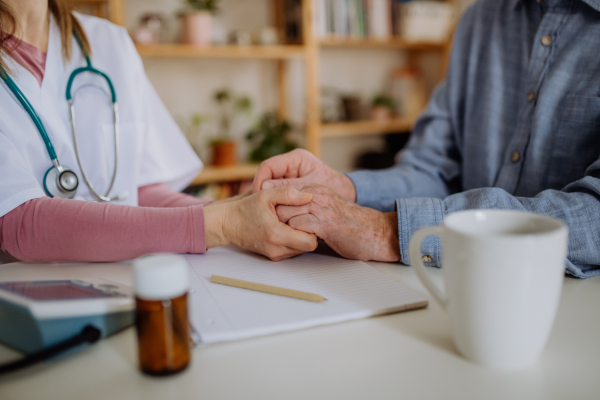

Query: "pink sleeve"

xmin=138 ymin=183 xmax=213 ymax=208
xmin=0 ymin=197 xmax=207 ymax=263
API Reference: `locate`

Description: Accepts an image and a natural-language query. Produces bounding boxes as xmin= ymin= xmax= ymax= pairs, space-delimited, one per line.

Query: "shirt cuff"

xmin=396 ymin=197 xmax=445 ymax=267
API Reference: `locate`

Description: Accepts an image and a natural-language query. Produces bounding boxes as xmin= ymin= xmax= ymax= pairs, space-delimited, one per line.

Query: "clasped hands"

xmin=205 ymin=149 xmax=399 ymax=262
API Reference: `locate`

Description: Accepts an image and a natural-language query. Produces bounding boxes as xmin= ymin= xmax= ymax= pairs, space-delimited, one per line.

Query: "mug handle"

xmin=409 ymin=226 xmax=448 ymax=311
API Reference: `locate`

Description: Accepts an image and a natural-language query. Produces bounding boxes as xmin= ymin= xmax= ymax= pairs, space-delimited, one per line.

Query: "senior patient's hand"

xmin=275 ymin=185 xmax=400 ymax=262
xmin=252 ymin=149 xmax=357 ymax=203
xmin=205 ymin=187 xmax=318 ymax=261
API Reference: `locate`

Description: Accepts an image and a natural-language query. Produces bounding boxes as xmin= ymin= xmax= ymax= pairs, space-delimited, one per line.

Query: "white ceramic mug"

xmin=409 ymin=209 xmax=568 ymax=369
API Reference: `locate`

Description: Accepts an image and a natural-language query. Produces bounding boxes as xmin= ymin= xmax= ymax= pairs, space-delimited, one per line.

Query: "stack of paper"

xmin=185 ymin=246 xmax=427 ymax=343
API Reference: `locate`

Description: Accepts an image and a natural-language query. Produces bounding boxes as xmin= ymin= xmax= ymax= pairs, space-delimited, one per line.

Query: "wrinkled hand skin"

xmin=275 ymin=185 xmax=401 ymax=262
xmin=205 ymin=187 xmax=318 ymax=261
xmin=252 ymin=149 xmax=357 ymax=203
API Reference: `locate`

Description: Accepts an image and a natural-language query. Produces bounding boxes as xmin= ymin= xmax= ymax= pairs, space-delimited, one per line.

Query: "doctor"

xmin=0 ymin=0 xmax=317 ymax=263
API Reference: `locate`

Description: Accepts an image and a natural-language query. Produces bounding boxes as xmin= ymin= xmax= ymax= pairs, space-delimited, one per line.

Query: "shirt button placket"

xmin=500 ymin=10 xmax=557 ymax=195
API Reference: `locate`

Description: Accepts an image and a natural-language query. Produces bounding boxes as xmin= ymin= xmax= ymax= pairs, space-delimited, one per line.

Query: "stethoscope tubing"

xmin=66 ymin=65 xmax=116 ymax=103
xmin=65 ymin=34 xmax=120 ymax=202
xmin=68 ymin=99 xmax=120 ymax=202
xmin=0 ymin=70 xmax=60 ymax=163
xmin=0 ymin=30 xmax=121 ymax=202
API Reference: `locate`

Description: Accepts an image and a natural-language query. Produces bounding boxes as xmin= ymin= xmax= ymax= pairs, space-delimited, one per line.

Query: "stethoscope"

xmin=0 ymin=31 xmax=127 ymax=202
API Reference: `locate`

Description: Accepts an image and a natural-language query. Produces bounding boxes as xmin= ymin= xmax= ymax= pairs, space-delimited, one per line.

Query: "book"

xmin=369 ymin=0 xmax=390 ymax=39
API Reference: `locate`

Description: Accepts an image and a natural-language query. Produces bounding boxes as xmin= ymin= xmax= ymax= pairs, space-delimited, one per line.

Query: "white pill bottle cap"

xmin=134 ymin=254 xmax=189 ymax=300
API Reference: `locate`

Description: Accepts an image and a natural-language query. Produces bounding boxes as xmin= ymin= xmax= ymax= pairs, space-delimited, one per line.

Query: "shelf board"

xmin=320 ymin=118 xmax=414 ymax=138
xmin=190 ymin=164 xmax=260 ymax=186
xmin=319 ymin=38 xmax=447 ymax=50
xmin=136 ymin=44 xmax=306 ymax=59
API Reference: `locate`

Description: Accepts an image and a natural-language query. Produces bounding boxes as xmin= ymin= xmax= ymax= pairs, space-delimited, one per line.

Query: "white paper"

xmin=185 ymin=246 xmax=427 ymax=344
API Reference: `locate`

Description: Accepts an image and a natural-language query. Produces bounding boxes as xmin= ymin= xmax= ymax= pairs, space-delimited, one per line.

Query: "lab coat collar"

xmin=5 ymin=15 xmax=84 ymax=181
xmin=4 ymin=15 xmax=64 ymax=102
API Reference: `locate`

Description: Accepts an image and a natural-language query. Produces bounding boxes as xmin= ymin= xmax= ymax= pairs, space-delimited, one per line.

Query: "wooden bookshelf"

xmin=76 ymin=0 xmax=454 ymax=186
xmin=319 ymin=38 xmax=448 ymax=50
xmin=306 ymin=0 xmax=455 ymax=155
xmin=190 ymin=164 xmax=260 ymax=186
xmin=136 ymin=44 xmax=307 ymax=59
xmin=320 ymin=118 xmax=415 ymax=138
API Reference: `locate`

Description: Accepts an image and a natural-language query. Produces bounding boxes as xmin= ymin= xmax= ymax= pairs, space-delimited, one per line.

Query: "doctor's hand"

xmin=204 ymin=187 xmax=252 ymax=207
xmin=252 ymin=149 xmax=357 ymax=203
xmin=204 ymin=187 xmax=318 ymax=261
xmin=275 ymin=185 xmax=401 ymax=262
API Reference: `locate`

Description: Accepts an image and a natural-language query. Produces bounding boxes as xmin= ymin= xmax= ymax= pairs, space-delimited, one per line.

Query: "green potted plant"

xmin=246 ymin=113 xmax=298 ymax=163
xmin=371 ymin=94 xmax=397 ymax=121
xmin=180 ymin=0 xmax=219 ymax=46
xmin=210 ymin=88 xmax=252 ymax=166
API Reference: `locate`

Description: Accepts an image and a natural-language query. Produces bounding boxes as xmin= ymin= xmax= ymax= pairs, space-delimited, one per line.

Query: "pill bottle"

xmin=134 ymin=254 xmax=191 ymax=376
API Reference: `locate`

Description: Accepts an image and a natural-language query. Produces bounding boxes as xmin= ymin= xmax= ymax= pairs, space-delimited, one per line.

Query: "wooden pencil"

xmin=209 ymin=275 xmax=326 ymax=302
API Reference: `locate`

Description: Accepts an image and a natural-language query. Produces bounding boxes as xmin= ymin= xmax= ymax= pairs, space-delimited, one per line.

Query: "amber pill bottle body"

xmin=135 ymin=293 xmax=190 ymax=376
xmin=134 ymin=255 xmax=191 ymax=376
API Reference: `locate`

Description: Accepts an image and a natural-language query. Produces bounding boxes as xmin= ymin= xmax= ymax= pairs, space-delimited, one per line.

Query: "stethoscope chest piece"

xmin=44 ymin=164 xmax=79 ymax=199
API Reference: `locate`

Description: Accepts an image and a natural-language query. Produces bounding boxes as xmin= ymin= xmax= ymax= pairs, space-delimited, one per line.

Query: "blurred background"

xmin=71 ymin=0 xmax=475 ymax=199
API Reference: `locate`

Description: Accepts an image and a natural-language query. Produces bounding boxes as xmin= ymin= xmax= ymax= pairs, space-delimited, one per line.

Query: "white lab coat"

xmin=0 ymin=13 xmax=202 ymax=217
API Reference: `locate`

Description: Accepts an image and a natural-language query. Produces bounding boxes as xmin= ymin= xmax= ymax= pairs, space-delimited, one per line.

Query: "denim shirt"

xmin=347 ymin=0 xmax=600 ymax=278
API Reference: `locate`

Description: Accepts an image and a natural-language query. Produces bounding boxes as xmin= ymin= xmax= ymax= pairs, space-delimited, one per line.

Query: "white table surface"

xmin=0 ymin=258 xmax=599 ymax=400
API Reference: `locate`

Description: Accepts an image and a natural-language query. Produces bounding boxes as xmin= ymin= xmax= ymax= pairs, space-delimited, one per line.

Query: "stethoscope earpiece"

xmin=44 ymin=165 xmax=79 ymax=199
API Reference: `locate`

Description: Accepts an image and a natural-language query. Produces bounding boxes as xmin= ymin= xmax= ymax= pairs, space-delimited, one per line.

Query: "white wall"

xmin=125 ymin=0 xmax=476 ymax=172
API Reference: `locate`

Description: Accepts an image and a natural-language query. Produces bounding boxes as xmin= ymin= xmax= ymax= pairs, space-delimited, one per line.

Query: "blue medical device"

xmin=0 ymin=31 xmax=122 ymax=202
xmin=0 ymin=279 xmax=134 ymax=355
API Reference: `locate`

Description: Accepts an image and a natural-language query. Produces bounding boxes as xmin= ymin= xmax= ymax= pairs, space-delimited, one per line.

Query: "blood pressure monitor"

xmin=0 ymin=279 xmax=134 ymax=354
